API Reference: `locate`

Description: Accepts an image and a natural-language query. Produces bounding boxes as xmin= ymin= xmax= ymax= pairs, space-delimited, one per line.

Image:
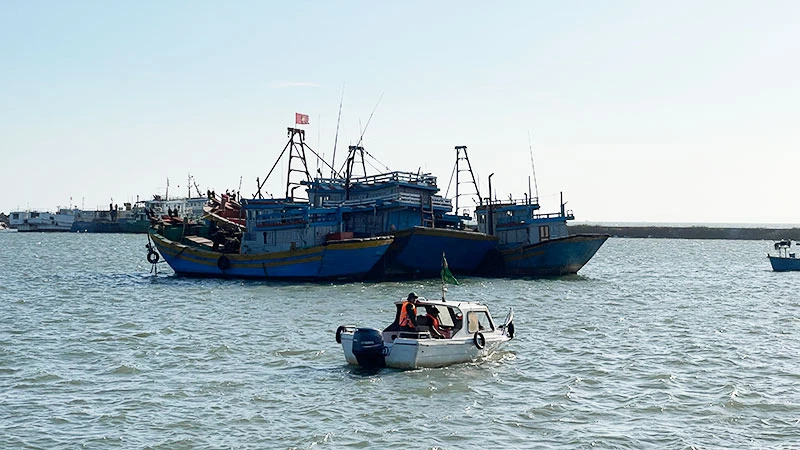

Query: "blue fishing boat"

xmin=473 ymin=185 xmax=608 ymax=277
xmin=145 ymin=128 xmax=393 ymax=280
xmin=768 ymin=240 xmax=800 ymax=272
xmin=303 ymin=147 xmax=497 ymax=278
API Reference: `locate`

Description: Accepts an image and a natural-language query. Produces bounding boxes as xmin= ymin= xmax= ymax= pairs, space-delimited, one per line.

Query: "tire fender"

xmin=217 ymin=254 xmax=231 ymax=271
xmin=473 ymin=331 xmax=486 ymax=349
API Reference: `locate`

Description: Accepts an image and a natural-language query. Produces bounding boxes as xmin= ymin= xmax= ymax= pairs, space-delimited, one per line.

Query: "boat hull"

xmin=374 ymin=227 xmax=497 ymax=277
xmin=768 ymin=255 xmax=800 ymax=272
xmin=481 ymin=234 xmax=608 ymax=277
xmin=341 ymin=333 xmax=509 ymax=369
xmin=72 ymin=220 xmax=149 ymax=233
xmin=149 ymin=231 xmax=393 ymax=280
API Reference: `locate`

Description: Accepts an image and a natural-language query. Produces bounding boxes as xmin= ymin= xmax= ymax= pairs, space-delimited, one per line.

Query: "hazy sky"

xmin=2 ymin=1 xmax=799 ymax=224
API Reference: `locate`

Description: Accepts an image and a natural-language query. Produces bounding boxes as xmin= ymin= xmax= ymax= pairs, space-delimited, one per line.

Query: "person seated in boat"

xmin=398 ymin=292 xmax=419 ymax=332
xmin=424 ymin=306 xmax=448 ymax=339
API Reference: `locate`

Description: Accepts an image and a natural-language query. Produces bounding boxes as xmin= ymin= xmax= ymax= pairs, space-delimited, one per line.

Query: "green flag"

xmin=441 ymin=254 xmax=459 ymax=285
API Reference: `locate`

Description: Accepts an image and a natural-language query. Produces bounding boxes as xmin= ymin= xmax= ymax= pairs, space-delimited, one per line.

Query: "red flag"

xmin=295 ymin=113 xmax=309 ymax=125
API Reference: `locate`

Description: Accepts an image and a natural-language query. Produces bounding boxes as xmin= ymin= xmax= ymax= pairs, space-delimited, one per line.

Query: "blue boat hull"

xmin=480 ymin=234 xmax=609 ymax=277
xmin=375 ymin=227 xmax=498 ymax=277
xmin=149 ymin=231 xmax=393 ymax=280
xmin=768 ymin=255 xmax=800 ymax=272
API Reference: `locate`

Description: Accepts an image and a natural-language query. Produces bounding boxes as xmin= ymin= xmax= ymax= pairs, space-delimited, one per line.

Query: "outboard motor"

xmin=352 ymin=328 xmax=386 ymax=368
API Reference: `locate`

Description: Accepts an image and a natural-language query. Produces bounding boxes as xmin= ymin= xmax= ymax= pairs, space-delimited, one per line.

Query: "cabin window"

xmin=467 ymin=311 xmax=494 ymax=333
xmin=539 ymin=225 xmax=550 ymax=241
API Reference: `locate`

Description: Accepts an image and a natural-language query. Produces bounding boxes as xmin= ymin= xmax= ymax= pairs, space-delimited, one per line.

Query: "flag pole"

xmin=441 ymin=252 xmax=446 ymax=301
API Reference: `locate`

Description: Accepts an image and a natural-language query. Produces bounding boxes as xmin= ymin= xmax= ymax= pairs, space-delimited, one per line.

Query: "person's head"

xmin=406 ymin=292 xmax=419 ymax=303
xmin=427 ymin=306 xmax=439 ymax=316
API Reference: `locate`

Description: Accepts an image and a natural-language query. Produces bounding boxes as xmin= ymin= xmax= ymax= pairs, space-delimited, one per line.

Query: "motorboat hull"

xmin=341 ymin=333 xmax=510 ymax=369
xmin=768 ymin=255 xmax=800 ymax=272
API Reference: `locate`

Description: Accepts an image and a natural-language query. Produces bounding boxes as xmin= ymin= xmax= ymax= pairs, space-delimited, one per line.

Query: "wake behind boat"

xmin=768 ymin=239 xmax=800 ymax=272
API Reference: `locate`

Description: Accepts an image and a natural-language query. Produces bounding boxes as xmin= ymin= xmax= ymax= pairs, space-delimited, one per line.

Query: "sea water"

xmin=1 ymin=233 xmax=798 ymax=449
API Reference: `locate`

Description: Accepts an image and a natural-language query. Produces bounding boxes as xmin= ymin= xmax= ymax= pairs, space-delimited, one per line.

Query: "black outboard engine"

xmin=352 ymin=328 xmax=386 ymax=368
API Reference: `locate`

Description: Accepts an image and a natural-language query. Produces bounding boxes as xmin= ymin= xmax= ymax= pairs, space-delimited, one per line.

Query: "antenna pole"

xmin=332 ymin=83 xmax=345 ymax=178
xmin=528 ymin=130 xmax=539 ymax=200
xmin=356 ymin=92 xmax=384 ymax=148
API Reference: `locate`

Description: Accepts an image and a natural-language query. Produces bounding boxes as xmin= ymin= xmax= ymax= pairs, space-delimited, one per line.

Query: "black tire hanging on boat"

xmin=507 ymin=322 xmax=515 ymax=339
xmin=147 ymin=249 xmax=160 ymax=264
xmin=473 ymin=331 xmax=486 ymax=349
xmin=335 ymin=326 xmax=347 ymax=344
xmin=217 ymin=254 xmax=231 ymax=271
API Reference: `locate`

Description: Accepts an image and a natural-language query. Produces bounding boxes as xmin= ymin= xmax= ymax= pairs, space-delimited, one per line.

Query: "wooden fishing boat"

xmin=146 ymin=128 xmax=393 ymax=280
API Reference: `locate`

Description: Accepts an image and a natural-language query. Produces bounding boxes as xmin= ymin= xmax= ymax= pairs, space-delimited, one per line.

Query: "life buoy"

xmin=473 ymin=331 xmax=486 ymax=349
xmin=147 ymin=249 xmax=160 ymax=264
xmin=507 ymin=322 xmax=515 ymax=339
xmin=217 ymin=254 xmax=231 ymax=271
xmin=335 ymin=326 xmax=347 ymax=344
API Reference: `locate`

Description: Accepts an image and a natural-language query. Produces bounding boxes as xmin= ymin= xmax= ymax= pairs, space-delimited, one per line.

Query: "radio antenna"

xmin=528 ymin=130 xmax=539 ymax=199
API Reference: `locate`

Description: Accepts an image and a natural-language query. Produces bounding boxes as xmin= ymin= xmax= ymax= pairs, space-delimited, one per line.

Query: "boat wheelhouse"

xmin=303 ymin=146 xmax=497 ymax=278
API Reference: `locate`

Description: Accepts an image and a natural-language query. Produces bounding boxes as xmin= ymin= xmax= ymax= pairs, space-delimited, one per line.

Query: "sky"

xmin=2 ymin=1 xmax=799 ymax=224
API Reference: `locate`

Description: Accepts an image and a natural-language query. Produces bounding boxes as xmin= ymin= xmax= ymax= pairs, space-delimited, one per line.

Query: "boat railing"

xmin=349 ymin=171 xmax=438 ymax=187
xmin=494 ymin=210 xmax=575 ymax=227
xmin=308 ymin=171 xmax=438 ymax=188
xmin=480 ymin=197 xmax=541 ymax=208
xmin=322 ymin=191 xmax=452 ymax=209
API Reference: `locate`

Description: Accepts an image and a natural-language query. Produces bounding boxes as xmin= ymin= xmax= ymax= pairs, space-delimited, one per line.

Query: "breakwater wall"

xmin=569 ymin=224 xmax=800 ymax=241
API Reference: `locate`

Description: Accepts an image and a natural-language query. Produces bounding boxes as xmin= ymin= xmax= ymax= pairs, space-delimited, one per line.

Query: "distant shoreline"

xmin=569 ymin=224 xmax=800 ymax=241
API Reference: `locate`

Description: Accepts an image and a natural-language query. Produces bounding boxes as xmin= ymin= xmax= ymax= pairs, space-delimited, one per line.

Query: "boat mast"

xmin=451 ymin=146 xmax=482 ymax=213
xmin=256 ymin=128 xmax=339 ymax=201
xmin=343 ymin=145 xmax=367 ymax=200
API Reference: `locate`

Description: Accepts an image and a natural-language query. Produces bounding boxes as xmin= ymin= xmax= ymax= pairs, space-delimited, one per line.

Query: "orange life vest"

xmin=399 ymin=301 xmax=416 ymax=328
xmin=426 ymin=314 xmax=440 ymax=329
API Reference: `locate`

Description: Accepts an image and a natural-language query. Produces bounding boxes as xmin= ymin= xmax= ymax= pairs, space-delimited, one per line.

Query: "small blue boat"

xmin=768 ymin=240 xmax=800 ymax=272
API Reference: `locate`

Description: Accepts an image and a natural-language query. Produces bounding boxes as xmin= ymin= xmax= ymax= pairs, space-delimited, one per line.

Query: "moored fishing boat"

xmin=146 ymin=127 xmax=394 ymax=280
xmin=474 ymin=192 xmax=608 ymax=276
xmin=9 ymin=208 xmax=77 ymax=232
xmin=768 ymin=239 xmax=800 ymax=272
xmin=71 ymin=201 xmax=150 ymax=233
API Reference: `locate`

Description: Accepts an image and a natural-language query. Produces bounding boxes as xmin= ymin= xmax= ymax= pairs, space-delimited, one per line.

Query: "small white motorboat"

xmin=336 ymin=296 xmax=515 ymax=369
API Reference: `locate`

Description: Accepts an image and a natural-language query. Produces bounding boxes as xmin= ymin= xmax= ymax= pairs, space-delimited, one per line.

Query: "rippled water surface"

xmin=1 ymin=233 xmax=799 ymax=449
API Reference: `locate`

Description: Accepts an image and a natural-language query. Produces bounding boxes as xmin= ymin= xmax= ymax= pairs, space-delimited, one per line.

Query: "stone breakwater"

xmin=569 ymin=224 xmax=800 ymax=241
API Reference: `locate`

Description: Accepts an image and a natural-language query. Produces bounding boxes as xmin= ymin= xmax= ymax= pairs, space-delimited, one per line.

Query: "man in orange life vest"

xmin=425 ymin=306 xmax=447 ymax=339
xmin=398 ymin=292 xmax=419 ymax=332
